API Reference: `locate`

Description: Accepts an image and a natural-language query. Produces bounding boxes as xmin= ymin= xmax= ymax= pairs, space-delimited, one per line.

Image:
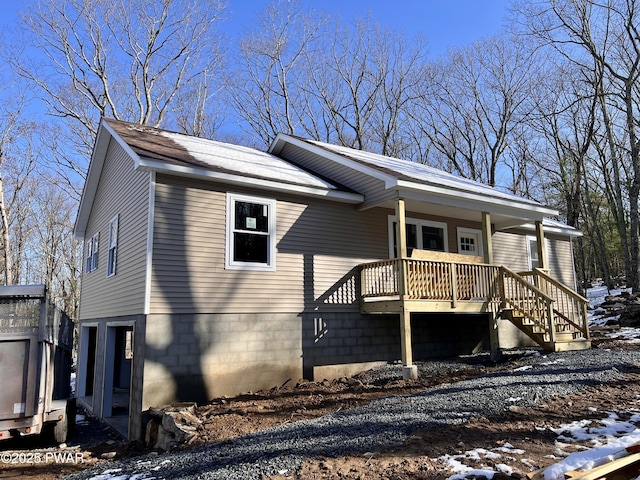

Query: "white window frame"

xmin=457 ymin=227 xmax=483 ymax=257
xmin=91 ymin=232 xmax=100 ymax=270
xmin=85 ymin=240 xmax=93 ymax=274
xmin=526 ymin=235 xmax=544 ymax=270
xmin=107 ymin=215 xmax=119 ymax=277
xmin=85 ymin=233 xmax=100 ymax=274
xmin=226 ymin=193 xmax=276 ymax=271
xmin=387 ymin=215 xmax=448 ymax=258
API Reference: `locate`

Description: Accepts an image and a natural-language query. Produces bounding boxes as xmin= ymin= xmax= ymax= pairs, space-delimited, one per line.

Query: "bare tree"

xmin=229 ymin=0 xmax=328 ymax=146
xmin=0 ymin=89 xmax=36 ymax=285
xmin=308 ymin=19 xmax=427 ymax=156
xmin=514 ymin=0 xmax=640 ymax=290
xmin=8 ymin=0 xmax=227 ymax=197
xmin=411 ymin=35 xmax=539 ymax=187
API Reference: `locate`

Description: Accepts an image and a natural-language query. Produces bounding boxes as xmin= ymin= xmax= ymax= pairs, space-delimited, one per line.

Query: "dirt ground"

xmin=1 ymin=332 xmax=639 ymax=480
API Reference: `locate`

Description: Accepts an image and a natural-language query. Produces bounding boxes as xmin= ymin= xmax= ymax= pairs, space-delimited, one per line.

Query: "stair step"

xmin=553 ymin=332 xmax=576 ymax=342
xmin=549 ymin=340 xmax=591 ymax=351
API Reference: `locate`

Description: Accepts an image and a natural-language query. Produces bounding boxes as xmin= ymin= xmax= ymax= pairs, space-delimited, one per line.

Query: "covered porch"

xmin=358 ymin=198 xmax=590 ymax=379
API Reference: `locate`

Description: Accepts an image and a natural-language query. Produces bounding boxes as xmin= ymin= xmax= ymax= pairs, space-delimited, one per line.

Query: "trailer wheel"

xmin=52 ymin=399 xmax=76 ymax=444
xmin=53 ymin=415 xmax=68 ymax=444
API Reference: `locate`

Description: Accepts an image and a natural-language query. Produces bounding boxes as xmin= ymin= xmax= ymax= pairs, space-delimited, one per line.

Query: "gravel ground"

xmin=64 ymin=348 xmax=640 ymax=480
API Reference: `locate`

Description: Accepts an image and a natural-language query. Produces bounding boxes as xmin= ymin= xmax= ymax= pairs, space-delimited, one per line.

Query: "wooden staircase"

xmin=500 ymin=267 xmax=591 ymax=352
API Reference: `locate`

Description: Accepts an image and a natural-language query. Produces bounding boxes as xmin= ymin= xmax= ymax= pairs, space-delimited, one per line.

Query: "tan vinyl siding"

xmin=493 ymin=230 xmax=578 ymax=289
xmin=149 ymin=174 xmax=578 ymax=315
xmin=279 ymin=143 xmax=392 ymax=206
xmin=492 ymin=231 xmax=530 ymax=272
xmin=546 ymin=235 xmax=578 ymax=289
xmin=149 ymin=175 xmax=389 ymax=314
xmin=78 ymin=140 xmax=150 ymax=320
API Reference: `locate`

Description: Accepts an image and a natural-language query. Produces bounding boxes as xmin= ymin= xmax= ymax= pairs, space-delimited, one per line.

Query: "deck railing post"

xmin=450 ymin=263 xmax=458 ymax=307
xmin=546 ymin=300 xmax=556 ymax=345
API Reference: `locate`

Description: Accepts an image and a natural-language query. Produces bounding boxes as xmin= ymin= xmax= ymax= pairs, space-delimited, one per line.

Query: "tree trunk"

xmin=0 ymin=177 xmax=12 ymax=285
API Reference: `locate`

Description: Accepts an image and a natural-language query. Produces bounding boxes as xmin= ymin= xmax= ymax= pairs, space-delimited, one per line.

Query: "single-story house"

xmin=74 ymin=118 xmax=590 ymax=440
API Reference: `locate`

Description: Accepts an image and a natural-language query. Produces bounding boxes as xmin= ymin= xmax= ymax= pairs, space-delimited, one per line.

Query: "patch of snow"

xmin=606 ymin=328 xmax=640 ymax=342
xmin=512 ymin=365 xmax=533 ymax=372
xmin=541 ymin=411 xmax=640 ymax=480
xmin=543 ymin=432 xmax=640 ymax=480
xmin=496 ymin=445 xmax=525 ymax=455
xmin=88 ymin=469 xmax=127 ymax=480
xmin=162 ymin=132 xmax=339 ymax=190
xmin=310 ymin=140 xmax=544 ymax=209
xmin=495 ymin=463 xmax=513 ymax=475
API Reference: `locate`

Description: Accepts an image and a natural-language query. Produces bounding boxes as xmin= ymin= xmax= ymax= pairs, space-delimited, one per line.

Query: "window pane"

xmin=234 ymin=232 xmax=268 ymax=263
xmin=460 ymin=237 xmax=476 ymax=253
xmin=407 ymin=224 xmax=418 ymax=250
xmin=529 ymin=239 xmax=539 ymax=269
xmin=422 ymin=226 xmax=445 ymax=251
xmin=235 ymin=202 xmax=268 ymax=232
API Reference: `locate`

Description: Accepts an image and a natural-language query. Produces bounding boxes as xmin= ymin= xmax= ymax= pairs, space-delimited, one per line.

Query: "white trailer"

xmin=0 ymin=285 xmax=75 ymax=443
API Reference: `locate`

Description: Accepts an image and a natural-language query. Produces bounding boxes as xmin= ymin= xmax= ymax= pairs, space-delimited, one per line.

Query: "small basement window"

xmin=226 ymin=193 xmax=276 ymax=271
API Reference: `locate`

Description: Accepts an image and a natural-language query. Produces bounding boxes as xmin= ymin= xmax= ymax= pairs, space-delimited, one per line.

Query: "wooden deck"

xmin=359 ymin=254 xmax=590 ymax=352
xmin=360 ymin=257 xmax=502 ymax=314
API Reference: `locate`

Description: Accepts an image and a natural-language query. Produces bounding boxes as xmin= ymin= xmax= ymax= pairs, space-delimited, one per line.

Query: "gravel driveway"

xmin=64 ymin=348 xmax=640 ymax=480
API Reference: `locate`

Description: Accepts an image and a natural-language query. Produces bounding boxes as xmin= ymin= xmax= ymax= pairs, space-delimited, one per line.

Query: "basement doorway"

xmin=103 ymin=325 xmax=133 ymax=438
xmin=77 ymin=326 xmax=98 ymax=404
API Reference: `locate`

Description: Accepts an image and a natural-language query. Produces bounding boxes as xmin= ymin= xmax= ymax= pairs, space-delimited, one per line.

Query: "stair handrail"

xmin=519 ymin=268 xmax=590 ymax=341
xmin=500 ymin=266 xmax=556 ymax=343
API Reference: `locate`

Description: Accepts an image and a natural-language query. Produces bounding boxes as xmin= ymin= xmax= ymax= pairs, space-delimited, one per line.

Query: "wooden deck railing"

xmin=360 ymin=259 xmax=399 ymax=298
xmin=360 ymin=258 xmax=590 ymax=349
xmin=360 ymin=258 xmax=501 ymax=304
xmin=517 ymin=268 xmax=591 ymax=341
xmin=500 ymin=266 xmax=556 ymax=342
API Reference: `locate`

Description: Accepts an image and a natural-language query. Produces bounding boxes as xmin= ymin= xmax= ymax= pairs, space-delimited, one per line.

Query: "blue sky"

xmin=225 ymin=0 xmax=512 ymax=57
xmin=1 ymin=0 xmax=511 ymax=58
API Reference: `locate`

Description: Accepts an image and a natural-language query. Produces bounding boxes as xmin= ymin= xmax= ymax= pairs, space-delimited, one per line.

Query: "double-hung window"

xmin=226 ymin=193 xmax=276 ymax=271
xmin=527 ymin=235 xmax=540 ymax=270
xmin=388 ymin=216 xmax=448 ymax=257
xmin=85 ymin=233 xmax=100 ymax=273
xmin=107 ymin=215 xmax=119 ymax=277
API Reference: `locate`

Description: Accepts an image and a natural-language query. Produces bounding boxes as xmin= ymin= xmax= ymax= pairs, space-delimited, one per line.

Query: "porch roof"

xmin=269 ymin=135 xmax=562 ymax=230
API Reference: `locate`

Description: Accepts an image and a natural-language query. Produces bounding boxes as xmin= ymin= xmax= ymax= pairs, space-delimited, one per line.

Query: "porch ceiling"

xmin=362 ymin=193 xmax=553 ymax=230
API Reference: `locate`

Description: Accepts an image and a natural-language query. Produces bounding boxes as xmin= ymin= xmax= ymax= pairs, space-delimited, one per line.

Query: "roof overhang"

xmin=513 ymin=220 xmax=583 ymax=237
xmin=75 ymin=120 xmax=123 ymax=237
xmin=270 ymin=134 xmax=560 ymax=230
xmin=75 ymin=121 xmax=364 ymax=239
xmin=136 ymin=156 xmax=364 ymax=204
xmin=389 ymin=181 xmax=558 ymax=229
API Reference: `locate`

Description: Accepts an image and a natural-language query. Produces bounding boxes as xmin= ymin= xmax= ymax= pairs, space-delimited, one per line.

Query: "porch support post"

xmin=395 ymin=198 xmax=408 ymax=259
xmin=395 ymin=197 xmax=407 ymax=298
xmin=535 ymin=220 xmax=548 ymax=271
xmin=400 ymin=307 xmax=417 ymax=379
xmin=482 ymin=212 xmax=501 ymax=361
xmin=481 ymin=212 xmax=493 ymax=264
xmin=395 ymin=198 xmax=417 ymax=379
